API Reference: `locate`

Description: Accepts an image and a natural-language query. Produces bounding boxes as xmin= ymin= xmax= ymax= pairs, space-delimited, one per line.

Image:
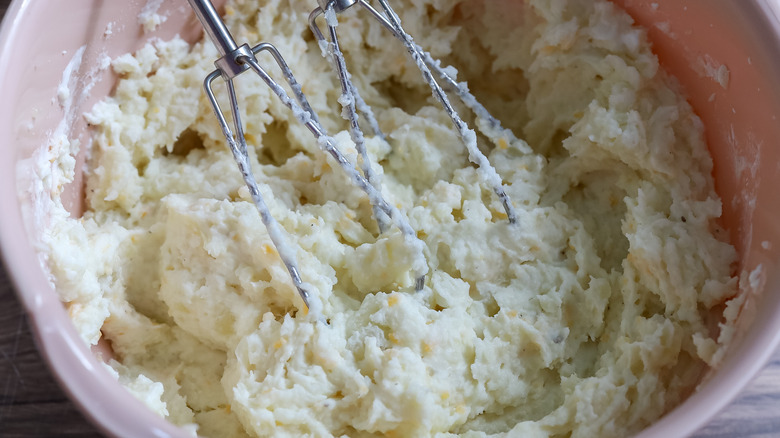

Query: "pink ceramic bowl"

xmin=0 ymin=0 xmax=778 ymax=437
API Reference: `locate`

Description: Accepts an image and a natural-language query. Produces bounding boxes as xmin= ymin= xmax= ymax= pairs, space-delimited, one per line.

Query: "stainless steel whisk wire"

xmin=186 ymin=0 xmax=428 ymax=313
xmin=309 ymin=0 xmax=519 ymax=223
xmin=186 ymin=0 xmax=520 ymax=311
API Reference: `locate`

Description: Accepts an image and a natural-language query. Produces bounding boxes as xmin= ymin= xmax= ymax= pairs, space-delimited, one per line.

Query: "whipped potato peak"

xmin=38 ymin=0 xmax=742 ymax=437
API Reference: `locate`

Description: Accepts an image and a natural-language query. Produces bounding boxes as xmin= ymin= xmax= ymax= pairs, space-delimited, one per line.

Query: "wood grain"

xmin=0 ymin=0 xmax=778 ymax=437
xmin=0 ymin=266 xmax=103 ymax=437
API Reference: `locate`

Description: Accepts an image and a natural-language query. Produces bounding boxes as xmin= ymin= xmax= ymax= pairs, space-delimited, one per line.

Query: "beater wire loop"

xmin=203 ymin=37 xmax=428 ymax=293
xmin=375 ymin=0 xmax=517 ymax=224
xmin=241 ymin=44 xmax=428 ymax=289
xmin=204 ymin=70 xmax=315 ymax=312
xmin=311 ymin=0 xmax=519 ymax=224
xmin=358 ymin=0 xmax=527 ymax=152
xmin=309 ymin=5 xmax=390 ymax=232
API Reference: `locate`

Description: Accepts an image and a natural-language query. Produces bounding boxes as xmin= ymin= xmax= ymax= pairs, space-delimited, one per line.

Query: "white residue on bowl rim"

xmin=695 ymin=54 xmax=730 ymax=90
xmin=17 ymin=44 xmax=111 ymax=275
xmin=139 ymin=0 xmax=168 ymax=33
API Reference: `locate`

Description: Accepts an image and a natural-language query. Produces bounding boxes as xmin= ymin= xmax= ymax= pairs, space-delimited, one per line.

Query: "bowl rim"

xmin=0 ymin=0 xmax=195 ymax=437
xmin=1 ymin=1 xmax=779 ymax=437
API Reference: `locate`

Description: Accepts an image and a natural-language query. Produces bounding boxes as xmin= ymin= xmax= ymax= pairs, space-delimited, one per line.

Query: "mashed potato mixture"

xmin=42 ymin=0 xmax=742 ymax=436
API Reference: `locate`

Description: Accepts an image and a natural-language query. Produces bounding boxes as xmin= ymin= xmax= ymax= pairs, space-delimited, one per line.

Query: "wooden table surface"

xmin=1 ymin=0 xmax=779 ymax=437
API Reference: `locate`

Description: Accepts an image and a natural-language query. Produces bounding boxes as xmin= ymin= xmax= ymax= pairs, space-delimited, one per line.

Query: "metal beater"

xmin=308 ymin=0 xmax=520 ymax=223
xmin=185 ymin=0 xmax=517 ymax=312
xmin=186 ymin=0 xmax=427 ymax=314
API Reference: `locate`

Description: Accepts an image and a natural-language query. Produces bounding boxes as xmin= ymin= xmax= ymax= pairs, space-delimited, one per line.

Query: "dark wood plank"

xmin=0 ymin=263 xmax=104 ymax=436
xmin=691 ymin=354 xmax=780 ymax=438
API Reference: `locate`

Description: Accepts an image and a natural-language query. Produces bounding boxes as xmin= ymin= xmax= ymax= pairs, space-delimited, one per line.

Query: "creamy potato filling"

xmin=42 ymin=0 xmax=740 ymax=437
